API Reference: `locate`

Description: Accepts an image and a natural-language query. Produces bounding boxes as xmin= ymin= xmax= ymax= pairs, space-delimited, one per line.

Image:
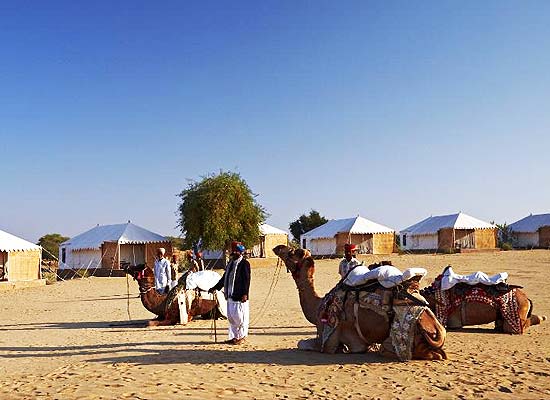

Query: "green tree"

xmin=166 ymin=236 xmax=184 ymax=250
xmin=289 ymin=210 xmax=328 ymax=244
xmin=493 ymin=221 xmax=514 ymax=250
xmin=177 ymin=171 xmax=267 ymax=250
xmin=37 ymin=233 xmax=69 ymax=260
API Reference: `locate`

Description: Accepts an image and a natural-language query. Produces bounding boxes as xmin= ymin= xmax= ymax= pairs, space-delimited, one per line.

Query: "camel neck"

xmin=294 ymin=263 xmax=322 ymax=326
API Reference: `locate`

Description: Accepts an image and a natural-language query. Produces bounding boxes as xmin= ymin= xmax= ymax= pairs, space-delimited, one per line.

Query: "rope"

xmin=210 ymin=294 xmax=218 ymax=343
xmin=126 ymin=272 xmax=132 ymax=321
xmin=249 ymin=257 xmax=283 ymax=327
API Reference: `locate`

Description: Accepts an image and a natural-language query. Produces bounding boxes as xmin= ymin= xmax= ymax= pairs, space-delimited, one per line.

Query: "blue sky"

xmin=1 ymin=1 xmax=549 ymax=242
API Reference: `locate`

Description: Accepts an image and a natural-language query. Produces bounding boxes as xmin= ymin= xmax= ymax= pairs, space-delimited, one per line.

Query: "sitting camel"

xmin=420 ymin=266 xmax=546 ymax=334
xmin=272 ymin=245 xmax=447 ymax=361
xmin=123 ymin=264 xmax=225 ymax=327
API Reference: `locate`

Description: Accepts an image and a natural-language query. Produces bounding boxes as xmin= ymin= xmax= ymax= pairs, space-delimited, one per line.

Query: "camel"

xmin=123 ymin=264 xmax=225 ymax=327
xmin=272 ymin=245 xmax=447 ymax=360
xmin=420 ymin=266 xmax=546 ymax=334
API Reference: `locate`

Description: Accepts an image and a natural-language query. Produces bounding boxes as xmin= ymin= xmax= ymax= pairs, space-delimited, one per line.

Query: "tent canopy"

xmin=259 ymin=223 xmax=287 ymax=236
xmin=61 ymin=222 xmax=169 ymax=251
xmin=509 ymin=213 xmax=550 ymax=233
xmin=302 ymin=216 xmax=394 ymax=240
xmin=0 ymin=229 xmax=40 ymax=252
xmin=401 ymin=212 xmax=495 ymax=235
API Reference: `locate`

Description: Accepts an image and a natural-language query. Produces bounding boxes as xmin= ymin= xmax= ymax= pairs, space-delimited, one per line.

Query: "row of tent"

xmin=301 ymin=212 xmax=550 ymax=255
xmin=1 ymin=212 xmax=549 ymax=283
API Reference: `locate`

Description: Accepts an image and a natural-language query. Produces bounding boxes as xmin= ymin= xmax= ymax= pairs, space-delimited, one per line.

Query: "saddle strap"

xmin=354 ymin=302 xmax=369 ymax=343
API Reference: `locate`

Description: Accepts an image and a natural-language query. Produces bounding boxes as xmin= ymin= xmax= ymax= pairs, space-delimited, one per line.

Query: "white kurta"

xmin=154 ymin=257 xmax=172 ymax=293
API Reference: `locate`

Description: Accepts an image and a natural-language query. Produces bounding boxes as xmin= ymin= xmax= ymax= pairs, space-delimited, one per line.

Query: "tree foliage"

xmin=177 ymin=171 xmax=267 ymax=250
xmin=166 ymin=236 xmax=184 ymax=251
xmin=493 ymin=221 xmax=514 ymax=250
xmin=289 ymin=210 xmax=328 ymax=243
xmin=37 ymin=233 xmax=69 ymax=260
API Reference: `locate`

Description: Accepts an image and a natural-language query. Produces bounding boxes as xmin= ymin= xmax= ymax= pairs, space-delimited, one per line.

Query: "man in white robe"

xmin=154 ymin=248 xmax=174 ymax=294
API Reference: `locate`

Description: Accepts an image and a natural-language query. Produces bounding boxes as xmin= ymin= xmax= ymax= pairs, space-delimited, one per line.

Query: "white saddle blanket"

xmin=183 ymin=270 xmax=227 ymax=318
xmin=186 ymin=270 xmax=222 ymax=291
xmin=441 ymin=266 xmax=508 ymax=291
xmin=344 ymin=265 xmax=427 ymax=288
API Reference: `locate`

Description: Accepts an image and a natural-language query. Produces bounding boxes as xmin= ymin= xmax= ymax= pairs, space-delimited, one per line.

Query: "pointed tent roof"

xmin=61 ymin=222 xmax=169 ymax=251
xmin=401 ymin=212 xmax=495 ymax=235
xmin=302 ymin=216 xmax=394 ymax=240
xmin=0 ymin=229 xmax=41 ymax=252
xmin=509 ymin=213 xmax=550 ymax=233
xmin=259 ymin=223 xmax=287 ymax=236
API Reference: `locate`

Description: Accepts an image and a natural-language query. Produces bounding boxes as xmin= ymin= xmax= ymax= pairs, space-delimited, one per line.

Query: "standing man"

xmin=209 ymin=241 xmax=251 ymax=345
xmin=154 ymin=248 xmax=173 ymax=294
xmin=339 ymin=243 xmax=361 ymax=278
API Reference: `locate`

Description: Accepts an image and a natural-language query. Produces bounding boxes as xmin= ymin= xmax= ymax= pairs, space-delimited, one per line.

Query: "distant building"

xmin=301 ymin=216 xmax=395 ymax=256
xmin=509 ymin=213 xmax=550 ymax=249
xmin=399 ymin=212 xmax=497 ymax=252
xmin=59 ymin=222 xmax=172 ymax=274
xmin=0 ymin=229 xmax=43 ymax=288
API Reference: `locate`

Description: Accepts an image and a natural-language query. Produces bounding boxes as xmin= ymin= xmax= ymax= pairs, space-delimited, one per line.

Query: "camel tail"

xmin=527 ymin=299 xmax=546 ymax=326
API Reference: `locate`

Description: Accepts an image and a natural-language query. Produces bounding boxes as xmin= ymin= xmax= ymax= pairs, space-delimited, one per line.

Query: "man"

xmin=154 ymin=248 xmax=174 ymax=294
xmin=339 ymin=243 xmax=361 ymax=278
xmin=209 ymin=241 xmax=251 ymax=345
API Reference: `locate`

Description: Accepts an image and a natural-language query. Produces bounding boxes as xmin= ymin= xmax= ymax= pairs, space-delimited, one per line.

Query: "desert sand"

xmin=0 ymin=250 xmax=549 ymax=399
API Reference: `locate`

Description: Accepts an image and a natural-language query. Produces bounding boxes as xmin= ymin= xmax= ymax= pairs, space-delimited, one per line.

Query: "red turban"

xmin=344 ymin=243 xmax=357 ymax=252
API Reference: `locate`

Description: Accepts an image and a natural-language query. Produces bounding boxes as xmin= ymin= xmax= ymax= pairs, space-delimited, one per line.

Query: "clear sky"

xmin=1 ymin=1 xmax=549 ymax=242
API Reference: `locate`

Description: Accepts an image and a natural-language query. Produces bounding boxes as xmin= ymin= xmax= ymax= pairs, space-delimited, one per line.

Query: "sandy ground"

xmin=0 ymin=250 xmax=549 ymax=399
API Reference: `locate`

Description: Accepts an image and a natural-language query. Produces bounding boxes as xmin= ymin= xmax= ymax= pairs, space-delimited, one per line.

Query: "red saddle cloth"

xmin=432 ymin=279 xmax=523 ymax=334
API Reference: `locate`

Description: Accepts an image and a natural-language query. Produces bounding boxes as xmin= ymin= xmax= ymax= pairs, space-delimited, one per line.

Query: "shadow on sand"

xmin=0 ymin=340 xmax=392 ymax=366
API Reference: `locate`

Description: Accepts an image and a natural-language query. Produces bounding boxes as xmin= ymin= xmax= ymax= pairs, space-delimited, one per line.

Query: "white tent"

xmin=400 ymin=212 xmax=495 ymax=251
xmin=509 ymin=213 xmax=550 ymax=248
xmin=59 ymin=222 xmax=170 ymax=270
xmin=252 ymin=224 xmax=288 ymax=257
xmin=301 ymin=216 xmax=395 ymax=256
xmin=0 ymin=229 xmax=42 ymax=282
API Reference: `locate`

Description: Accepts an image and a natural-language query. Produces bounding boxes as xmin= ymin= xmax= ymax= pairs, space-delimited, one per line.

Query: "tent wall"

xmin=474 ymin=229 xmax=497 ymax=249
xmin=263 ymin=234 xmax=288 ymax=258
xmin=120 ymin=244 xmax=146 ymax=266
xmin=335 ymin=233 xmax=373 ymax=255
xmin=401 ymin=234 xmax=438 ymax=250
xmin=539 ymin=227 xmax=550 ymax=248
xmin=513 ymin=232 xmax=539 ymax=248
xmin=101 ymin=242 xmax=120 ymax=269
xmin=0 ymin=251 xmax=7 ymax=280
xmin=6 ymin=249 xmax=41 ymax=281
xmin=373 ymin=233 xmax=396 ymax=254
xmin=68 ymin=249 xmax=101 ymax=269
xmin=306 ymin=238 xmax=336 ymax=256
xmin=438 ymin=228 xmax=455 ymax=250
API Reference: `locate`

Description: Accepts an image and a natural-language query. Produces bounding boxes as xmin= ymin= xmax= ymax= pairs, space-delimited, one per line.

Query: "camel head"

xmin=122 ymin=263 xmax=152 ymax=281
xmin=272 ymin=245 xmax=314 ymax=279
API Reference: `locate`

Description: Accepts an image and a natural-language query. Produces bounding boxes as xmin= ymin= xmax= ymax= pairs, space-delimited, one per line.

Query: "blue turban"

xmin=235 ymin=244 xmax=246 ymax=253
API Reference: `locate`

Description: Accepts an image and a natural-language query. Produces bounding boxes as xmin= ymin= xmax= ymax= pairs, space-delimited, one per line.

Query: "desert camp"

xmin=2 ymin=2 xmax=550 ymax=399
